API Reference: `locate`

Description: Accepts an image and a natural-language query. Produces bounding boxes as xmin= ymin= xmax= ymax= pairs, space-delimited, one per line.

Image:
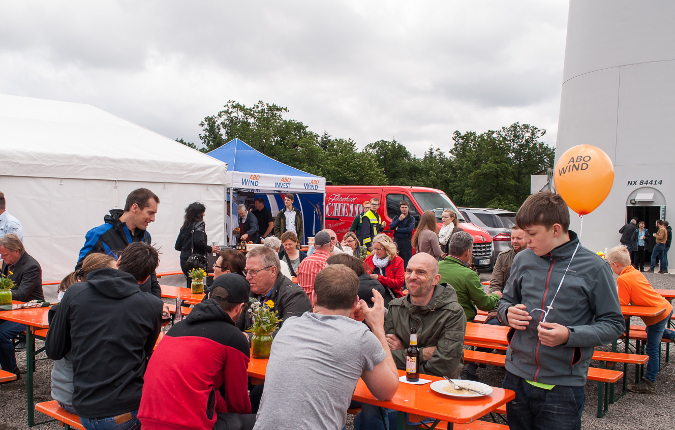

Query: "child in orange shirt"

xmin=607 ymin=245 xmax=675 ymax=393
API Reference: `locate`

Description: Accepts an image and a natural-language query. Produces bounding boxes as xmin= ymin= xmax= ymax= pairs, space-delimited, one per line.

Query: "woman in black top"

xmin=175 ymin=202 xmax=217 ymax=288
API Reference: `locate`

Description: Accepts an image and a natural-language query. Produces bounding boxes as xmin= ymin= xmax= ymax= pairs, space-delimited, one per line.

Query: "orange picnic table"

xmin=654 ymin=289 xmax=675 ymax=300
xmin=0 ymin=302 xmax=51 ymax=426
xmin=160 ymin=285 xmax=204 ymax=305
xmin=246 ymin=353 xmax=514 ymax=429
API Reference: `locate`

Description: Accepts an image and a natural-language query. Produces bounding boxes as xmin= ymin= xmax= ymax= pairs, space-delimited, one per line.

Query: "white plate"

xmin=479 ymin=259 xmax=491 ymax=266
xmin=430 ymin=379 xmax=493 ymax=398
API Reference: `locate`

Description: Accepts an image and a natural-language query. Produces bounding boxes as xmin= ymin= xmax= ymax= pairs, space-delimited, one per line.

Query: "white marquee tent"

xmin=0 ymin=94 xmax=228 ymax=299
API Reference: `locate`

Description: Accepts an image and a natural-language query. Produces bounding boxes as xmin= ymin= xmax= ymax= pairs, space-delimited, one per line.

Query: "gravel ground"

xmin=1 ymin=272 xmax=673 ymax=430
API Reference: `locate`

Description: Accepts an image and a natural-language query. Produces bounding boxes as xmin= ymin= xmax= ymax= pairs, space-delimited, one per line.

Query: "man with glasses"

xmin=306 ymin=228 xmax=348 ymax=256
xmin=297 ymin=231 xmax=333 ymax=299
xmin=237 ymin=247 xmax=312 ymax=339
xmin=358 ymin=198 xmax=386 ymax=251
xmin=237 ymin=246 xmax=312 ymax=412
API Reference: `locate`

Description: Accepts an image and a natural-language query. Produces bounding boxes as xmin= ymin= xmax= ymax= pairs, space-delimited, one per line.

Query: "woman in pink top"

xmin=412 ymin=211 xmax=442 ymax=260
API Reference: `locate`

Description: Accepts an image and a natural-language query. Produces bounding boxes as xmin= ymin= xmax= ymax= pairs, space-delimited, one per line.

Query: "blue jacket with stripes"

xmin=76 ymin=209 xmax=161 ymax=298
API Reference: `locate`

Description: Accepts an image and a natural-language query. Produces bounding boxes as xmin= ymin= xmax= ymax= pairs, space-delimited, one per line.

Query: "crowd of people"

xmin=0 ymin=188 xmax=674 ymax=429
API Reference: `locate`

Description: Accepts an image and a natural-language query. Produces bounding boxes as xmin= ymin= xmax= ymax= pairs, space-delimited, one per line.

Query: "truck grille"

xmin=473 ymin=242 xmax=493 ymax=258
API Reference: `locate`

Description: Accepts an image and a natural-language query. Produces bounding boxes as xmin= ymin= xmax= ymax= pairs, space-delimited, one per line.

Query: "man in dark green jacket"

xmin=354 ymin=252 xmax=466 ymax=430
xmin=438 ymin=231 xmax=501 ymax=322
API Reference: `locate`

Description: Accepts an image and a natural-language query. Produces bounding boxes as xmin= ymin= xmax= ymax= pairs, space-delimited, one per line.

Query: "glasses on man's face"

xmin=212 ymin=263 xmax=226 ymax=271
xmin=330 ymin=236 xmax=337 ymax=241
xmin=244 ymin=265 xmax=273 ymax=277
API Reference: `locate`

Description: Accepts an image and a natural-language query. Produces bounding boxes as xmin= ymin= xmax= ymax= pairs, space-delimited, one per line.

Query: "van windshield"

xmin=412 ymin=192 xmax=466 ymax=222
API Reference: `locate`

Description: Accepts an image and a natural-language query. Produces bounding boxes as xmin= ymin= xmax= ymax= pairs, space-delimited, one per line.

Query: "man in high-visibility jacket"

xmin=358 ymin=198 xmax=386 ymax=250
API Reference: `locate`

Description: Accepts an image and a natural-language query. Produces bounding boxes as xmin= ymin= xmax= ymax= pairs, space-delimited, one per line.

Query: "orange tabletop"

xmin=0 ymin=303 xmax=50 ymax=329
xmin=465 ymin=322 xmax=510 ymax=345
xmin=160 ymin=285 xmax=204 ymax=305
xmin=654 ymin=289 xmax=675 ymax=300
xmin=353 ymin=370 xmax=514 ymax=424
xmin=245 ymin=353 xmax=513 ymax=425
xmin=621 ymin=305 xmax=666 ymax=318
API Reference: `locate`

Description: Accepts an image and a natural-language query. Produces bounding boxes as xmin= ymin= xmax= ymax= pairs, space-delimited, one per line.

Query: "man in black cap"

xmin=139 ymin=274 xmax=256 ymax=430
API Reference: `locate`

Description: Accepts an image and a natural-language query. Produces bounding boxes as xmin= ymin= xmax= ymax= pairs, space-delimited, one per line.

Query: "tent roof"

xmin=207 ymin=139 xmax=325 ymax=193
xmin=207 ymin=138 xmax=320 ymax=178
xmin=0 ymin=94 xmax=227 ymax=184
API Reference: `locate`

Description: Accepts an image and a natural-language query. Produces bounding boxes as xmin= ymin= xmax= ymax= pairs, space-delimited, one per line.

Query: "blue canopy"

xmin=207 ymin=138 xmax=320 ymax=178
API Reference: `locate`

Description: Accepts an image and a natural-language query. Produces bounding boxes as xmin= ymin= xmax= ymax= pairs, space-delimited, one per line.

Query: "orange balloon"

xmin=553 ymin=145 xmax=614 ymax=215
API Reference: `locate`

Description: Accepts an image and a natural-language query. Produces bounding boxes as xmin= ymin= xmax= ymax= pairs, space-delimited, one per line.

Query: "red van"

xmin=325 ymin=185 xmax=494 ymax=270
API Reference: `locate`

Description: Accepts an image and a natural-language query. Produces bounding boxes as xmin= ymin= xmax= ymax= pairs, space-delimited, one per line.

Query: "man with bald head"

xmin=354 ymin=253 xmax=466 ymax=430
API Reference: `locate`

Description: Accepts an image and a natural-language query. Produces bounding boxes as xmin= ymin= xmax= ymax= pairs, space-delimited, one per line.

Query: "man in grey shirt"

xmin=253 ymin=264 xmax=399 ymax=430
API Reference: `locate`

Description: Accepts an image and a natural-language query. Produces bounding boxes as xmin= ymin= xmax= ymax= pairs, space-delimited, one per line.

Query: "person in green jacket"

xmin=438 ymin=231 xmax=501 ymax=382
xmin=438 ymin=231 xmax=501 ymax=322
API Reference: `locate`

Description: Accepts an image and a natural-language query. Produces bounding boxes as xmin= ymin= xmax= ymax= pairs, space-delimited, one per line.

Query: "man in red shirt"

xmin=139 ymin=274 xmax=255 ymax=430
xmin=297 ymin=231 xmax=332 ymax=300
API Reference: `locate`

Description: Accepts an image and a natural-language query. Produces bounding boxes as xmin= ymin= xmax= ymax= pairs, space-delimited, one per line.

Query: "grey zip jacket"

xmin=497 ymin=231 xmax=624 ymax=386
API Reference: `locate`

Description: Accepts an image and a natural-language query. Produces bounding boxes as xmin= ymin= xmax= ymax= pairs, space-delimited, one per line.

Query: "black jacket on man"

xmin=619 ymin=222 xmax=637 ymax=246
xmin=236 ymin=273 xmax=312 ymax=337
xmin=76 ymin=209 xmax=161 ymax=298
xmin=1 ymin=251 xmax=44 ymax=302
xmin=46 ymin=268 xmax=163 ymax=419
xmin=239 ymin=212 xmax=260 ymax=244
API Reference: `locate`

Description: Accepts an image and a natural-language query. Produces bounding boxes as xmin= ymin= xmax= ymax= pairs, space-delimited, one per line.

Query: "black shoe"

xmin=5 ymin=367 xmax=21 ymax=380
xmin=14 ymin=340 xmax=26 ymax=351
xmin=460 ymin=369 xmax=480 ymax=382
xmin=627 ymin=378 xmax=656 ymax=394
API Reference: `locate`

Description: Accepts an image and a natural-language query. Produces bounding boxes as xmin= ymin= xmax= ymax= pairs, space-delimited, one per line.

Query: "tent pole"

xmin=229 ymin=188 xmax=234 ymax=246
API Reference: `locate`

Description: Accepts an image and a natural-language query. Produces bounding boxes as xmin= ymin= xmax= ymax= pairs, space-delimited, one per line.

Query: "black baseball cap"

xmin=210 ymin=273 xmax=250 ymax=304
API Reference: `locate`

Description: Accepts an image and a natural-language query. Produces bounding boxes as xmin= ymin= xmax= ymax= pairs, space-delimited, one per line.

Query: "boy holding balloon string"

xmin=497 ymin=192 xmax=624 ymax=430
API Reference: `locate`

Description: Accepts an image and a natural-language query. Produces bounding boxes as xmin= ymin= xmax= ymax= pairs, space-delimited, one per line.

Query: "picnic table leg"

xmin=26 ymin=328 xmax=35 ymax=427
xmin=395 ymin=412 xmax=444 ymax=429
xmin=623 ymin=319 xmax=630 ymax=393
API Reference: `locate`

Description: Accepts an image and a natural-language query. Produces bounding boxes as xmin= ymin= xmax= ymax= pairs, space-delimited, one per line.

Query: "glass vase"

xmin=0 ymin=290 xmax=11 ymax=306
xmin=191 ymin=279 xmax=204 ymax=294
xmin=251 ymin=333 xmax=273 ymax=359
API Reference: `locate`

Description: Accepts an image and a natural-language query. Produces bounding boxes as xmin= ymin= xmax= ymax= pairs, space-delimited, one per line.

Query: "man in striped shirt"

xmin=297 ymin=231 xmax=332 ymax=300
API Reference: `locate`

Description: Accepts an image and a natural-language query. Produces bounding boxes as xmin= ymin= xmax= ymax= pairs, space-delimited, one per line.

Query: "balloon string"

xmin=531 ymin=215 xmax=583 ymax=324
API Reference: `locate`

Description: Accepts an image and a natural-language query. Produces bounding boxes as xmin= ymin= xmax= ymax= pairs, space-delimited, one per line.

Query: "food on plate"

xmin=441 ymin=382 xmax=475 ymax=396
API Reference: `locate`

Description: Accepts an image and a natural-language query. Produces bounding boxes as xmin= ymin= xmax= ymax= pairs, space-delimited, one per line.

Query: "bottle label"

xmin=410 ymin=334 xmax=417 ymax=345
xmin=406 ymin=356 xmax=417 ymax=373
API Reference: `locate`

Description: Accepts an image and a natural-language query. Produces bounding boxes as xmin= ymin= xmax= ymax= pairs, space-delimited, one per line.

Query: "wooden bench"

xmin=462 ymin=350 xmax=622 ymax=418
xmin=0 ymin=369 xmax=17 ymax=383
xmin=35 ymin=400 xmax=85 ymax=430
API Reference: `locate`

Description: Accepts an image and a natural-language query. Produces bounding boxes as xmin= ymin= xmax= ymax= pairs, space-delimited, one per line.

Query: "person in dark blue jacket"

xmin=76 ymin=188 xmax=162 ymax=298
xmin=389 ymin=200 xmax=415 ymax=268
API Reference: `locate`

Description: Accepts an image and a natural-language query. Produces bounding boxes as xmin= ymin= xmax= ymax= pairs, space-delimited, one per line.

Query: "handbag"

xmin=185 ymin=223 xmax=208 ymax=272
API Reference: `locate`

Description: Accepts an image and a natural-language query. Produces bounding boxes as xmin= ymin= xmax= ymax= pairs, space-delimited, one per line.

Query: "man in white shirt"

xmin=274 ymin=195 xmax=303 ymax=242
xmin=0 ymin=192 xmax=23 ymax=242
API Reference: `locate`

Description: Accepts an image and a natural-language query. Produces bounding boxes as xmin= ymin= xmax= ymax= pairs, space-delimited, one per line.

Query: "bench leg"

xmin=27 ymin=328 xmax=35 ymax=427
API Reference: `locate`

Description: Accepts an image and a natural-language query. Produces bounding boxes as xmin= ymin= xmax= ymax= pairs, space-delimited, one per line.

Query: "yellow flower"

xmin=265 ymin=300 xmax=275 ymax=309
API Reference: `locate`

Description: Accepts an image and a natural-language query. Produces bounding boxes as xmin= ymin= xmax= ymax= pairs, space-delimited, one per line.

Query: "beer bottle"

xmin=406 ymin=327 xmax=419 ymax=382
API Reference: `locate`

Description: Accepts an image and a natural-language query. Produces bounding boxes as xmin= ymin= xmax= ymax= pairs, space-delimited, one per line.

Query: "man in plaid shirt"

xmin=297 ymin=231 xmax=333 ymax=300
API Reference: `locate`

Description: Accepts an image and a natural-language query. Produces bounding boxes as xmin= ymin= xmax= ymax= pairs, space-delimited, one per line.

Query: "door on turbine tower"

xmin=626 ymin=187 xmax=666 ymax=262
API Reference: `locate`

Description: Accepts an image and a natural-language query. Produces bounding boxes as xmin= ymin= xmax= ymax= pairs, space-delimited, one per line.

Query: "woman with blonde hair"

xmin=364 ymin=234 xmax=405 ymax=305
xmin=439 ymin=209 xmax=460 ymax=257
xmin=51 ymin=253 xmax=117 ymax=414
xmin=412 ymin=210 xmax=442 ymax=260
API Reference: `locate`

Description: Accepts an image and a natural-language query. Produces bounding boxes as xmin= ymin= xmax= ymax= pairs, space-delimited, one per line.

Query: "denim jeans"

xmin=502 ymin=371 xmax=585 ymax=430
xmin=0 ymin=320 xmax=25 ymax=371
xmin=651 ymin=243 xmax=666 ymax=271
xmin=80 ymin=410 xmax=140 ymax=430
xmin=645 ymin=311 xmax=674 ymax=382
xmin=353 ymin=403 xmax=433 ymax=430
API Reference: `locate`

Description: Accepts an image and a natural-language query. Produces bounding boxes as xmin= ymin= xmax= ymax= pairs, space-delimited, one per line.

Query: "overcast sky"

xmin=1 ymin=1 xmax=569 ymax=156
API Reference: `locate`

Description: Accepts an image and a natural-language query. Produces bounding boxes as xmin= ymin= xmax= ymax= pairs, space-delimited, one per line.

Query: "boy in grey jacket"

xmin=497 ymin=192 xmax=624 ymax=430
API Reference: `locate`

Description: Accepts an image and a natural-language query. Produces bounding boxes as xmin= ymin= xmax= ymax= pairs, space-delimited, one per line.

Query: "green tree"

xmin=448 ymin=123 xmax=554 ymax=211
